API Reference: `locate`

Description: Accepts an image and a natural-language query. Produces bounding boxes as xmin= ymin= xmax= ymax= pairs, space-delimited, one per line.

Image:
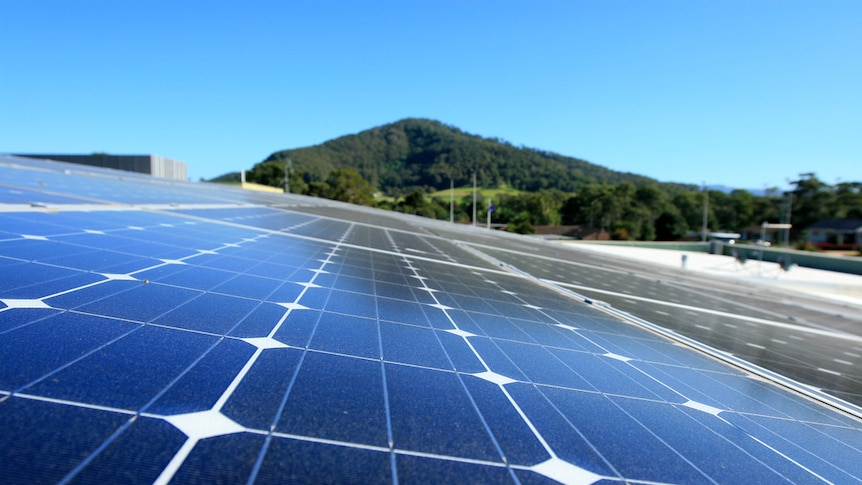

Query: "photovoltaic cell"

xmin=2 ymin=155 xmax=862 ymax=484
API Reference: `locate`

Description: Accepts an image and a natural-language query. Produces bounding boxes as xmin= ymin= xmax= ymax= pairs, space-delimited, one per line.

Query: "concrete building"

xmin=15 ymin=154 xmax=188 ymax=181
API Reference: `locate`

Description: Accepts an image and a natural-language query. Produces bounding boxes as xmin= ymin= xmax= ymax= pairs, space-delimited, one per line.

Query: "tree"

xmin=324 ymin=169 xmax=375 ymax=206
xmin=655 ymin=210 xmax=688 ymax=240
xmin=630 ymin=185 xmax=667 ymax=240
xmin=246 ymin=162 xmax=284 ymax=187
xmin=561 ymin=184 xmax=606 ymax=228
xmin=730 ymin=189 xmax=757 ymax=229
xmin=790 ymin=174 xmax=835 ymax=229
xmin=835 ymin=182 xmax=862 ymax=219
xmin=395 ymin=189 xmax=445 ymax=218
xmin=506 ymin=212 xmax=536 ymax=234
xmin=671 ymin=191 xmax=704 ymax=234
xmin=497 ymin=190 xmax=565 ymax=226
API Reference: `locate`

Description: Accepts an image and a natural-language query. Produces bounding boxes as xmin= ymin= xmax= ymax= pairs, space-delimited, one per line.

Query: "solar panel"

xmin=473 ymin=245 xmax=862 ymax=406
xmin=2 ymin=155 xmax=862 ymax=484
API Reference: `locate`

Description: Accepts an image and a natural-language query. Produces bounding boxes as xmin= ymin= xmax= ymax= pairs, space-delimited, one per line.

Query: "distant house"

xmin=807 ymin=218 xmax=862 ymax=249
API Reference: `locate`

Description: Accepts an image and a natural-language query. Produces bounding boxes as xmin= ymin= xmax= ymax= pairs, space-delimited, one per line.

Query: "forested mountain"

xmin=250 ymin=118 xmax=686 ymax=195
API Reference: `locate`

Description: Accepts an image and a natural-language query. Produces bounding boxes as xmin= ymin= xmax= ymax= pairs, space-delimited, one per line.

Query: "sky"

xmin=1 ymin=0 xmax=859 ymax=190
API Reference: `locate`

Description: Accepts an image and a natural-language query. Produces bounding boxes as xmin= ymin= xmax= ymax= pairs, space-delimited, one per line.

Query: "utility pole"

xmin=784 ymin=192 xmax=793 ymax=247
xmin=449 ymin=177 xmax=454 ymax=223
xmin=701 ymin=182 xmax=708 ymax=242
xmin=472 ymin=170 xmax=477 ymax=227
xmin=283 ymin=157 xmax=292 ymax=194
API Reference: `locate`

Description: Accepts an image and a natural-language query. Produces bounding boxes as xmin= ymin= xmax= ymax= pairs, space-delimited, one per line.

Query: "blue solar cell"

xmin=0 ymin=398 xmax=130 ymax=484
xmin=0 ymin=262 xmax=103 ymax=298
xmin=374 ymin=280 xmax=418 ymax=300
xmin=212 ymin=273 xmax=282 ymax=300
xmin=324 ymin=289 xmax=378 ymax=318
xmin=723 ymin=413 xmax=862 ymax=483
xmin=244 ymin=260 xmax=306 ymax=281
xmin=470 ymin=312 xmax=536 ymax=342
xmin=39 ymin=250 xmax=156 ymax=274
xmin=141 ymin=265 xmax=235 ymax=290
xmin=43 ymin=279 xmax=139 ymax=310
xmin=103 ymin=240 xmax=194 ymax=260
xmin=277 ymin=352 xmax=388 ymax=446
xmin=309 ymin=313 xmax=380 ymax=359
xmin=396 ymin=454 xmax=515 ymax=483
xmin=380 ymin=322 xmax=454 ymax=370
xmin=496 ymin=340 xmax=594 ymax=390
xmin=291 ymin=286 xmax=329 ymax=310
xmin=587 ymin=330 xmax=718 ymax=369
xmin=254 ymin=280 xmax=303 ymax=304
xmin=673 ymin=406 xmax=828 ymax=484
xmin=271 ymin=310 xmax=319 ymax=347
xmin=25 ymin=326 xmax=215 ymax=409
xmin=0 ymin=214 xmax=71 ymax=236
xmin=635 ymin=362 xmax=798 ymax=416
xmin=386 ymin=364 xmax=501 ymax=461
xmin=148 ymin=338 xmax=256 ymax=415
xmin=0 ymin=239 xmax=70 ymax=263
xmin=522 ymin=323 xmax=606 ymax=353
xmin=24 ymin=326 xmax=218 ymax=408
xmin=461 ymin=375 xmax=550 ymax=464
xmin=495 ymin=301 xmax=552 ymax=321
xmin=468 ymin=337 xmax=529 ymax=381
xmin=451 ymin=293 xmax=501 ymax=314
xmin=374 ymin=270 xmax=413 ymax=288
xmin=422 ymin=306 xmax=459 ymax=329
xmin=0 ymin=307 xmax=60 ymax=333
xmin=0 ymin=257 xmax=21 ymax=274
xmin=547 ymin=349 xmax=670 ymax=400
xmin=505 ymin=383 xmax=614 ymax=474
xmin=75 ymin=282 xmax=202 ymax=322
xmin=331 ymin=272 xmax=374 ymax=293
xmin=612 ymin=396 xmax=793 ymax=483
xmin=435 ymin=331 xmax=486 ymax=373
xmin=196 ymin=254 xmax=269 ymax=274
xmin=153 ymin=292 xmax=260 ymax=334
xmin=221 ymin=348 xmax=303 ymax=428
xmin=378 ymin=297 xmax=432 ymax=326
xmin=332 ymin=262 xmax=376 ymax=280
xmin=228 ymin=303 xmax=295 ymax=339
xmin=67 ymin=417 xmax=187 ymax=485
xmin=0 ymin=312 xmax=139 ymax=390
xmin=541 ymin=387 xmax=707 ymax=483
xmin=171 ymin=432 xmax=265 ymax=483
xmin=0 ymin=186 xmax=85 ymax=204
xmin=254 ymin=437 xmax=392 ymax=484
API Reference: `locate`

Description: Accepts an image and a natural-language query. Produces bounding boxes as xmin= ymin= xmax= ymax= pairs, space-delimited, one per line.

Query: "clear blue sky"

xmin=2 ymin=0 xmax=859 ymax=190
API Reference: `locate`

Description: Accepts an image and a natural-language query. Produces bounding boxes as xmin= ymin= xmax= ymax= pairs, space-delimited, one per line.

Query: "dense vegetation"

xmin=223 ymin=119 xmax=861 ymax=241
xmin=374 ymin=177 xmax=862 ymax=242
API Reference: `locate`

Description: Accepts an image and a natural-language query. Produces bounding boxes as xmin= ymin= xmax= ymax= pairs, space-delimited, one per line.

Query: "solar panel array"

xmin=2 ymin=155 xmax=862 ymax=484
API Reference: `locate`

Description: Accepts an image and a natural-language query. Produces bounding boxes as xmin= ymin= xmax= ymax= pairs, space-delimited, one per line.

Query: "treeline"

xmin=244 ymin=165 xmax=861 ymax=242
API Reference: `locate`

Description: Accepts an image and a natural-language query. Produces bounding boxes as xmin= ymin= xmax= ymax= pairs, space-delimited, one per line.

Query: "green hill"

xmin=245 ymin=118 xmax=684 ymax=195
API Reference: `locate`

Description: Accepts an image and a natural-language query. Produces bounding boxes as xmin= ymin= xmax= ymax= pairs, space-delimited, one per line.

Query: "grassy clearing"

xmin=430 ymin=185 xmax=523 ymax=200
